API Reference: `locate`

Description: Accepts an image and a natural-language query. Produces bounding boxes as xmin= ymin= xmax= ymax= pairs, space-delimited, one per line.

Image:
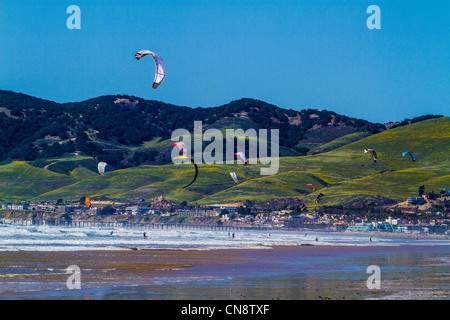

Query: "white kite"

xmin=98 ymin=162 xmax=107 ymax=175
xmin=235 ymin=152 xmax=247 ymax=166
xmin=134 ymin=50 xmax=166 ymax=89
xmin=230 ymin=172 xmax=238 ymax=183
xmin=364 ymin=149 xmax=378 ymax=163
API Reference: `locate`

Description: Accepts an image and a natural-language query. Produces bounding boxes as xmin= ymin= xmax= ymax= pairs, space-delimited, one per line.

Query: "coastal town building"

xmin=124 ymin=206 xmax=150 ymax=215
xmin=1 ymin=198 xmax=448 ymax=235
xmin=1 ymin=203 xmax=29 ymax=211
xmin=407 ymin=197 xmax=425 ymax=205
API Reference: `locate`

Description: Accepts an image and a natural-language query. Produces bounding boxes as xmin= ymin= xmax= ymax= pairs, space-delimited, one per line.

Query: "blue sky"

xmin=1 ymin=0 xmax=449 ymax=123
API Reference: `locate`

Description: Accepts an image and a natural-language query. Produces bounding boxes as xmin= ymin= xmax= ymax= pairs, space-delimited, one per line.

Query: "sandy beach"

xmin=1 ymin=244 xmax=449 ymax=300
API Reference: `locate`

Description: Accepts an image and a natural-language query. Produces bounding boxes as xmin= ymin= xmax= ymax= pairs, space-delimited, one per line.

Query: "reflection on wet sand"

xmin=0 ymin=245 xmax=448 ymax=299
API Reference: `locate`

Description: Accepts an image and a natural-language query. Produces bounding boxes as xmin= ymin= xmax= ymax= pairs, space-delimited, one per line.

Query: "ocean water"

xmin=0 ymin=223 xmax=449 ymax=251
xmin=0 ymin=223 xmax=449 ymax=300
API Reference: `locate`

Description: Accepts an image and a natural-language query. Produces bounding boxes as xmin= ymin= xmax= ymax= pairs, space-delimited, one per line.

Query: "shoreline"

xmin=1 ymin=244 xmax=449 ymax=300
xmin=1 ymin=211 xmax=449 ymax=240
xmin=1 ymin=214 xmax=448 ymax=241
xmin=1 ymin=220 xmax=449 ymax=254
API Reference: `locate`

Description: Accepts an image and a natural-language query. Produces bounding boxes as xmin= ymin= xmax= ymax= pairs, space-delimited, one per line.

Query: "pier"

xmin=0 ymin=217 xmax=273 ymax=232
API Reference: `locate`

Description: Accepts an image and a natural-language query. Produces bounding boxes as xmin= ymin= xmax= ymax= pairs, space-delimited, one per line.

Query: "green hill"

xmin=0 ymin=117 xmax=448 ymax=207
xmin=0 ymin=161 xmax=77 ymax=201
xmin=198 ymin=117 xmax=450 ymax=205
xmin=0 ymin=90 xmax=390 ymax=169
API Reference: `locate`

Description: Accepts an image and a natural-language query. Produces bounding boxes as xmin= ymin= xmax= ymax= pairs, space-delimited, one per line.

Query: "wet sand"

xmin=1 ymin=245 xmax=449 ymax=300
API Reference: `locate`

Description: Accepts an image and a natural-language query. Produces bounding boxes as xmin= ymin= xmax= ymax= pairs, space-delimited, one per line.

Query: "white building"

xmin=1 ymin=203 xmax=29 ymax=211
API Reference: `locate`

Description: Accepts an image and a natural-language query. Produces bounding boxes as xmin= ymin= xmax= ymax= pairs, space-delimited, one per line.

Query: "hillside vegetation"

xmin=0 ymin=111 xmax=447 ymax=208
xmin=0 ymin=90 xmax=391 ymax=168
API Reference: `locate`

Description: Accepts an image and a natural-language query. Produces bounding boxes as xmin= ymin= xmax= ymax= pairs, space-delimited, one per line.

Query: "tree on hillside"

xmin=98 ymin=205 xmax=116 ymax=215
xmin=418 ymin=185 xmax=425 ymax=197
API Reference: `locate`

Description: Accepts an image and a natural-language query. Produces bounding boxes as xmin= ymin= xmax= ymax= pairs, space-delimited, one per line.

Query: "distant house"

xmin=148 ymin=209 xmax=164 ymax=215
xmin=176 ymin=208 xmax=220 ymax=217
xmin=207 ymin=204 xmax=239 ymax=214
xmin=397 ymin=224 xmax=424 ymax=234
xmin=87 ymin=207 xmax=98 ymax=215
xmin=347 ymin=222 xmax=379 ymax=231
xmin=332 ymin=222 xmax=348 ymax=231
xmin=55 ymin=205 xmax=66 ymax=213
xmin=385 ymin=217 xmax=402 ymax=225
xmin=376 ymin=223 xmax=399 ymax=232
xmin=124 ymin=206 xmax=149 ymax=215
xmin=1 ymin=203 xmax=29 ymax=211
xmin=220 ymin=206 xmax=237 ymax=214
xmin=407 ymin=197 xmax=425 ymax=205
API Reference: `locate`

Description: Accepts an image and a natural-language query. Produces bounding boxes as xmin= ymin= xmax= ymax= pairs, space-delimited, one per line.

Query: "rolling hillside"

xmin=0 ymin=90 xmax=389 ymax=169
xmin=0 ymin=117 xmax=448 ymax=208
